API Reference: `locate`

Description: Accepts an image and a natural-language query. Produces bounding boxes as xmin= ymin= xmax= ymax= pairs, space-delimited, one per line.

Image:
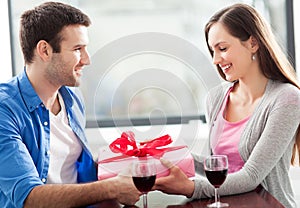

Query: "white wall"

xmin=0 ymin=0 xmax=12 ymax=82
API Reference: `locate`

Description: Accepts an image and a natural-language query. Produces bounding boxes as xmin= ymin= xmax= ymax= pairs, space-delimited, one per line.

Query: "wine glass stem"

xmin=214 ymin=188 xmax=220 ymax=204
xmin=143 ymin=193 xmax=148 ymax=208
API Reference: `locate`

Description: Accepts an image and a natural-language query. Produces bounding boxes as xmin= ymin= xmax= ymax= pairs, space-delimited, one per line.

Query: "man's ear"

xmin=36 ymin=40 xmax=52 ymax=61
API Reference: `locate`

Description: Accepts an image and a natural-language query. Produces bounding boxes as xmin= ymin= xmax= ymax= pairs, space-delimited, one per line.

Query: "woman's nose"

xmin=212 ymin=52 xmax=222 ymax=65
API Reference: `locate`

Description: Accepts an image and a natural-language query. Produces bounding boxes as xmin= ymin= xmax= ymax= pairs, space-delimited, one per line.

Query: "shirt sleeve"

xmin=0 ymin=105 xmax=43 ymax=207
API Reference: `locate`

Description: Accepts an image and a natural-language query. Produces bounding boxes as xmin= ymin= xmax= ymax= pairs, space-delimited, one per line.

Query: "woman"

xmin=154 ymin=3 xmax=300 ymax=208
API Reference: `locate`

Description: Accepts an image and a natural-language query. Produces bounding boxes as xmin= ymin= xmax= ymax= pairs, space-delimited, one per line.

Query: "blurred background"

xmin=2 ymin=0 xmax=298 ymax=127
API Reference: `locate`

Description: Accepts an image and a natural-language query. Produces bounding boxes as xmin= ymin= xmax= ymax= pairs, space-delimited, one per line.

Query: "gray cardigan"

xmin=191 ymin=80 xmax=300 ymax=208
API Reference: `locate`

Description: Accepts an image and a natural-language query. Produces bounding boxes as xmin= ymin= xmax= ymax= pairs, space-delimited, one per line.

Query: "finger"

xmin=160 ymin=158 xmax=174 ymax=169
xmin=153 ymin=175 xmax=169 ymax=189
xmin=152 ymin=180 xmax=162 ymax=191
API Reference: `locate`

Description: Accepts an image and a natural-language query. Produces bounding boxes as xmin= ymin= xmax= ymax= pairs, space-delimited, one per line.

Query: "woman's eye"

xmin=220 ymin=47 xmax=227 ymax=51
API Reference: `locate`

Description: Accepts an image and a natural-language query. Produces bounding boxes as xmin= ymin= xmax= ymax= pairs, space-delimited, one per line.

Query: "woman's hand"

xmin=153 ymin=159 xmax=195 ymax=197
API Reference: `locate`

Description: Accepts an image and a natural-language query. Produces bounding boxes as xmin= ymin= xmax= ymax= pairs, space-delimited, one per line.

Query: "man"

xmin=0 ymin=2 xmax=140 ymax=207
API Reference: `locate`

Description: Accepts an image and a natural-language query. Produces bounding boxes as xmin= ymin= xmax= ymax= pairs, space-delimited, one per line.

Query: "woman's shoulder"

xmin=206 ymin=81 xmax=233 ymax=114
xmin=207 ymin=81 xmax=233 ymax=97
xmin=268 ymin=80 xmax=300 ymax=104
xmin=269 ymin=80 xmax=299 ymax=95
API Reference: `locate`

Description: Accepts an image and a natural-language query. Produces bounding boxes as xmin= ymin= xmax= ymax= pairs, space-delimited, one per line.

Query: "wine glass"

xmin=132 ymin=158 xmax=156 ymax=208
xmin=204 ymin=155 xmax=229 ymax=207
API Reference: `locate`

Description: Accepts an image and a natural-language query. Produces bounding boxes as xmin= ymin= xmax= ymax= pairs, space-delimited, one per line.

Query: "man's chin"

xmin=65 ymin=80 xmax=81 ymax=87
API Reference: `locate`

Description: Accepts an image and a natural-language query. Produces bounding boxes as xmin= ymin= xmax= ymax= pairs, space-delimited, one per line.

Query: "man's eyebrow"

xmin=73 ymin=44 xmax=87 ymax=48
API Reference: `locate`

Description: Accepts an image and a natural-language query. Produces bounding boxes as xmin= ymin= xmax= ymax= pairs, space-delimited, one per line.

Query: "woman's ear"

xmin=36 ymin=40 xmax=52 ymax=61
xmin=250 ymin=36 xmax=259 ymax=52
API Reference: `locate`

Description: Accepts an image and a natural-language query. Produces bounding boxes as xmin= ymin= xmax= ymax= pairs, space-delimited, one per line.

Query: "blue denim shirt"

xmin=0 ymin=71 xmax=97 ymax=208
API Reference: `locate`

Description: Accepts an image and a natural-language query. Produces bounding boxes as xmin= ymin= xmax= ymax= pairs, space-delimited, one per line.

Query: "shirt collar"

xmin=59 ymin=86 xmax=74 ymax=110
xmin=18 ymin=70 xmax=42 ymax=112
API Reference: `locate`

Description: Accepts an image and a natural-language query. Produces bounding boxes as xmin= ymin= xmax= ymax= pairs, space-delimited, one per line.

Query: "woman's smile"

xmin=220 ymin=64 xmax=232 ymax=73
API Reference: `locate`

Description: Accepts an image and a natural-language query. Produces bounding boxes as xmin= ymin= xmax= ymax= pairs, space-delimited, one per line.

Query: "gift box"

xmin=97 ymin=131 xmax=195 ymax=180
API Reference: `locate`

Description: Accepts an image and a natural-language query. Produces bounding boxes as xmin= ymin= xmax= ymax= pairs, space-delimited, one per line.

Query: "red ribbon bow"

xmin=99 ymin=131 xmax=186 ymax=163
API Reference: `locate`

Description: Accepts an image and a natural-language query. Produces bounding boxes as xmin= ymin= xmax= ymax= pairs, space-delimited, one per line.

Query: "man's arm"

xmin=24 ymin=176 xmax=140 ymax=207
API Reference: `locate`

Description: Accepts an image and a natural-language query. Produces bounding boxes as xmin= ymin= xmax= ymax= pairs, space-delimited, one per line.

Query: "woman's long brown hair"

xmin=204 ymin=3 xmax=300 ymax=165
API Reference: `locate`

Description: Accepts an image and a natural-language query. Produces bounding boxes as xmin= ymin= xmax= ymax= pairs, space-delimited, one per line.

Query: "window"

xmin=8 ymin=0 xmax=294 ymax=127
xmin=294 ymin=0 xmax=300 ymax=77
xmin=0 ymin=0 xmax=12 ymax=82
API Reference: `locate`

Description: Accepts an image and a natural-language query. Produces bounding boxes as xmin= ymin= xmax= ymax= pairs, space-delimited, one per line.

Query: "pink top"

xmin=211 ymin=87 xmax=249 ymax=173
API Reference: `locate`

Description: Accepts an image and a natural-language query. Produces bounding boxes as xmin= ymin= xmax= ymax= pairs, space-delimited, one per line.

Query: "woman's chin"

xmin=225 ymin=75 xmax=235 ymax=82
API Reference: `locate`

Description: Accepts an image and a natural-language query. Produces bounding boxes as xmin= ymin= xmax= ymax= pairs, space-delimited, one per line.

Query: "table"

xmin=87 ymin=186 xmax=284 ymax=208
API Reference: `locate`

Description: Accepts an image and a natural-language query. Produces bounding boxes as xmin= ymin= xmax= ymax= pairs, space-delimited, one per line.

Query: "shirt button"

xmin=46 ymin=150 xmax=51 ymax=156
xmin=43 ymin=121 xmax=48 ymax=126
xmin=42 ymin=178 xmax=46 ymax=183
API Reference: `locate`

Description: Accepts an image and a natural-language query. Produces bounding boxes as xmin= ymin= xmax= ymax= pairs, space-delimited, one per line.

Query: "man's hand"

xmin=107 ymin=175 xmax=141 ymax=205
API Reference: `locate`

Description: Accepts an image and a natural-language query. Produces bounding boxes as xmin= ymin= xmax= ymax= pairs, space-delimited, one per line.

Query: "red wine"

xmin=205 ymin=169 xmax=228 ymax=188
xmin=132 ymin=175 xmax=156 ymax=193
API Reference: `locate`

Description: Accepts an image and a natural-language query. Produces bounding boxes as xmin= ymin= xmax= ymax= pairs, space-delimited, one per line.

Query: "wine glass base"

xmin=207 ymin=201 xmax=229 ymax=207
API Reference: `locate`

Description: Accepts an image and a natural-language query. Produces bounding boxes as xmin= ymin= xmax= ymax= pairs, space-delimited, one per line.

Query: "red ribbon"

xmin=99 ymin=131 xmax=186 ymax=163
